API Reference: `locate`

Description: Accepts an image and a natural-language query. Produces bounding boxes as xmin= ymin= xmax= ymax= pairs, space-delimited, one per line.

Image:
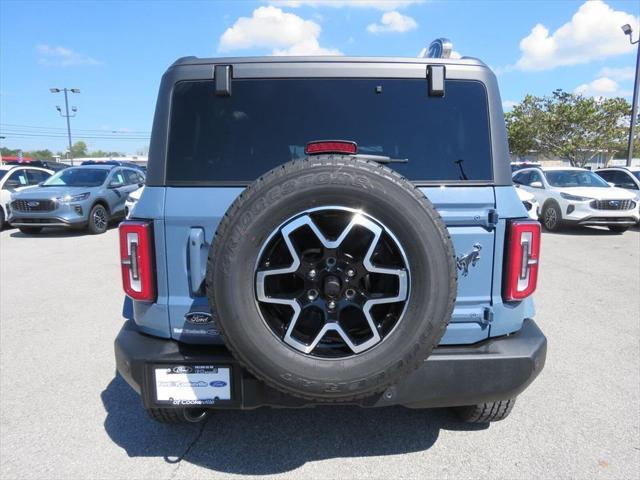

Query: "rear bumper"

xmin=115 ymin=318 xmax=547 ymax=409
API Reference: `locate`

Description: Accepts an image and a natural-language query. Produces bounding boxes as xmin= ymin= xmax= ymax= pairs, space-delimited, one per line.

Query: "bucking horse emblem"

xmin=456 ymin=243 xmax=482 ymax=277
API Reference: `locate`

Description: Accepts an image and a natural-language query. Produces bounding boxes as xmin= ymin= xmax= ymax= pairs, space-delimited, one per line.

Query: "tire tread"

xmin=455 ymin=399 xmax=516 ymax=423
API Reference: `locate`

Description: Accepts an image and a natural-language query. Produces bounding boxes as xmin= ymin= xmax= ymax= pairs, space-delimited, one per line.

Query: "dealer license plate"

xmin=154 ymin=365 xmax=231 ymax=405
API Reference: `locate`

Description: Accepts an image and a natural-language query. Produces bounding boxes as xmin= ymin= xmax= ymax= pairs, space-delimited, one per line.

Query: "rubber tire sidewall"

xmin=88 ymin=204 xmax=109 ymax=234
xmin=208 ymin=158 xmax=456 ymax=401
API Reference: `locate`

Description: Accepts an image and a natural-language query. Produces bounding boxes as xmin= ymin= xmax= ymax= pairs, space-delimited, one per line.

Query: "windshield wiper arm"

xmin=353 ymin=154 xmax=409 ymax=164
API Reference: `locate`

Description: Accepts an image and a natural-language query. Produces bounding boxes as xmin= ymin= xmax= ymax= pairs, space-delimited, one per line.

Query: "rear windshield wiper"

xmin=353 ymin=154 xmax=409 ymax=164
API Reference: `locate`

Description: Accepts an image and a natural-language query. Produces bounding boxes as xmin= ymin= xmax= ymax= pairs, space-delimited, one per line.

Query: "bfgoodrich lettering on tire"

xmin=207 ymin=157 xmax=457 ymax=401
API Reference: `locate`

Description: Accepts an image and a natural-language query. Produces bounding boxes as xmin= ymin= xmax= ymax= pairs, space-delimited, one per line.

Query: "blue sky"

xmin=1 ymin=0 xmax=638 ymax=154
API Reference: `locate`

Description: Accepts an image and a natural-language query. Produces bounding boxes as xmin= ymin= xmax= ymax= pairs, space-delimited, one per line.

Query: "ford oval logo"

xmin=185 ymin=311 xmax=213 ymax=325
xmin=210 ymin=381 xmax=227 ymax=388
xmin=27 ymin=201 xmax=40 ymax=207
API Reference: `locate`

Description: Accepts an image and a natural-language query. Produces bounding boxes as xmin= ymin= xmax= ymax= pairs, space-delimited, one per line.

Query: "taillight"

xmin=304 ymin=140 xmax=358 ymax=155
xmin=119 ymin=220 xmax=156 ymax=302
xmin=503 ymin=220 xmax=541 ymax=302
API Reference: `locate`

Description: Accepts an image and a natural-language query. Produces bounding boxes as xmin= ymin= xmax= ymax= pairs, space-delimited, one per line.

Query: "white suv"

xmin=596 ymin=167 xmax=640 ymax=203
xmin=513 ymin=166 xmax=639 ymax=233
xmin=0 ymin=165 xmax=54 ymax=228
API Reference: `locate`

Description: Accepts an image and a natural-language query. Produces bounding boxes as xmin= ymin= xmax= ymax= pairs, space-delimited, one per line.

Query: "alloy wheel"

xmin=93 ymin=207 xmax=107 ymax=231
xmin=255 ymin=207 xmax=410 ymax=359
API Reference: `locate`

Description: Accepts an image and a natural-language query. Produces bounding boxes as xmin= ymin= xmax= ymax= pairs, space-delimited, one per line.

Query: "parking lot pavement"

xmin=0 ymin=225 xmax=638 ymax=480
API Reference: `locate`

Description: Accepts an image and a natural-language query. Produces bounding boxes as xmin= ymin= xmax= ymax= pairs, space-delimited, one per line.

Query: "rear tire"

xmin=0 ymin=208 xmax=5 ymax=230
xmin=608 ymin=226 xmax=629 ymax=234
xmin=18 ymin=226 xmax=43 ymax=235
xmin=541 ymin=203 xmax=562 ymax=231
xmin=87 ymin=204 xmax=109 ymax=234
xmin=454 ymin=399 xmax=516 ymax=423
xmin=145 ymin=407 xmax=210 ymax=424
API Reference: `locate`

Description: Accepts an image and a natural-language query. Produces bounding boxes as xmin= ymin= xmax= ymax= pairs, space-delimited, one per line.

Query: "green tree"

xmin=70 ymin=141 xmax=88 ymax=158
xmin=88 ymin=150 xmax=124 ymax=158
xmin=506 ymin=90 xmax=631 ymax=167
xmin=89 ymin=149 xmax=109 ymax=157
xmin=505 ymin=95 xmax=546 ymax=158
xmin=1 ymin=147 xmax=20 ymax=157
xmin=25 ymin=149 xmax=54 ymax=160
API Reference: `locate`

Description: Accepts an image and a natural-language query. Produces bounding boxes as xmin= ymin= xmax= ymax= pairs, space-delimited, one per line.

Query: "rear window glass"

xmin=166 ymin=78 xmax=492 ymax=184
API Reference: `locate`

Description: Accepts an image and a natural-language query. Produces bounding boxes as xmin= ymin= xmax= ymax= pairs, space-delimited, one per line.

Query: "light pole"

xmin=50 ymin=87 xmax=80 ymax=165
xmin=622 ymin=24 xmax=639 ymax=167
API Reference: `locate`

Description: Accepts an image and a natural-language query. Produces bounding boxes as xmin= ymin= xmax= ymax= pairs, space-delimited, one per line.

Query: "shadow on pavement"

xmin=543 ymin=225 xmax=639 ymax=236
xmin=102 ymin=374 xmax=487 ymax=475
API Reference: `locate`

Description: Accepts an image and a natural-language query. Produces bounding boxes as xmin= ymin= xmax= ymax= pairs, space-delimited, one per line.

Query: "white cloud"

xmin=269 ymin=1 xmax=424 ymax=11
xmin=574 ymin=76 xmax=632 ymax=97
xmin=218 ymin=6 xmax=341 ymax=55
xmin=502 ymin=100 xmax=518 ymax=110
xmin=37 ymin=45 xmax=101 ymax=66
xmin=273 ymin=38 xmax=342 ymax=55
xmin=367 ymin=11 xmax=417 ymax=33
xmin=598 ymin=66 xmax=635 ymax=81
xmin=515 ymin=0 xmax=638 ymax=71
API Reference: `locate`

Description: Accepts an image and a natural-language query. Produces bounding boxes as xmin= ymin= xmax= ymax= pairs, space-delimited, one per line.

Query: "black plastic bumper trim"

xmin=114 ymin=318 xmax=547 ymax=409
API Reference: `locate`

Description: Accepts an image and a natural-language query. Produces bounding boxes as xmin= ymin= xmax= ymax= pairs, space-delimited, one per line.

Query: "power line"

xmin=0 ymin=123 xmax=151 ymax=134
xmin=1 ymin=132 xmax=150 ymax=141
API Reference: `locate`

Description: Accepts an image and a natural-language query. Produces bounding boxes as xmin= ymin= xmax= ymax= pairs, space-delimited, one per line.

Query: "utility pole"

xmin=50 ymin=87 xmax=80 ymax=165
xmin=622 ymin=24 xmax=639 ymax=167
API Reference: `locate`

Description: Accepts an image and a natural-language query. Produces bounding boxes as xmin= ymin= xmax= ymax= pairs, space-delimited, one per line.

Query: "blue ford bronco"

xmin=115 ymin=45 xmax=547 ymax=424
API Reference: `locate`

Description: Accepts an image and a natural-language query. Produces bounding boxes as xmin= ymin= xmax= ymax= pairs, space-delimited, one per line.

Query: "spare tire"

xmin=207 ymin=156 xmax=456 ymax=401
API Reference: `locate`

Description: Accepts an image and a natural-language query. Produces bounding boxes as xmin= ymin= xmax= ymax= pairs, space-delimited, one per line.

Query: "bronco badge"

xmin=456 ymin=243 xmax=482 ymax=277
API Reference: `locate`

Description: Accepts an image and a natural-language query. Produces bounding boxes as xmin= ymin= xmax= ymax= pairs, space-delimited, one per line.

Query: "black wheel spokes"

xmin=255 ymin=208 xmax=409 ymax=358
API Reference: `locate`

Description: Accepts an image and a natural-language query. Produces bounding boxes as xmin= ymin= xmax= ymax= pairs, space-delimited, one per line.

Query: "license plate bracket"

xmin=152 ymin=364 xmax=232 ymax=406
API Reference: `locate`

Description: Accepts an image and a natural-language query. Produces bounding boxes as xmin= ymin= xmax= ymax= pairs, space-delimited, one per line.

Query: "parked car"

xmin=9 ymin=165 xmax=145 ymax=234
xmin=125 ymin=186 xmax=143 ymax=218
xmin=81 ymin=160 xmax=145 ymax=173
xmin=36 ymin=160 xmax=68 ymax=172
xmin=596 ymin=167 xmax=640 ymax=202
xmin=510 ymin=161 xmax=541 ymax=173
xmin=2 ymin=159 xmax=67 ymax=171
xmin=513 ymin=166 xmax=639 ymax=232
xmin=115 ymin=50 xmax=547 ymax=425
xmin=516 ymin=187 xmax=539 ymax=220
xmin=0 ymin=165 xmax=53 ymax=228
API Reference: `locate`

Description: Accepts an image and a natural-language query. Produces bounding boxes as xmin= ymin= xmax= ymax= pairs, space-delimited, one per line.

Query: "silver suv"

xmin=9 ymin=165 xmax=144 ymax=234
